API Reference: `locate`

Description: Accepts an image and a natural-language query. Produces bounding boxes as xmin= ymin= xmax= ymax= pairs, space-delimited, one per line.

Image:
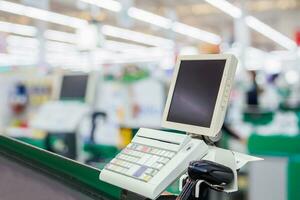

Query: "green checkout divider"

xmin=248 ymin=134 xmax=300 ymax=156
xmin=15 ymin=137 xmax=46 ymax=149
xmin=243 ymin=111 xmax=274 ymax=126
xmin=83 ymin=143 xmax=119 ymax=158
xmin=288 ymin=156 xmax=300 ymax=200
xmin=0 ymin=135 xmax=122 ymax=200
xmin=248 ymin=134 xmax=300 ymax=200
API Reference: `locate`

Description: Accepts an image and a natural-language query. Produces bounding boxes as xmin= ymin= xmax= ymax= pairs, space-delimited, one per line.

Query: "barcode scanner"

xmin=188 ymin=160 xmax=234 ymax=186
xmin=176 ymin=160 xmax=234 ymax=200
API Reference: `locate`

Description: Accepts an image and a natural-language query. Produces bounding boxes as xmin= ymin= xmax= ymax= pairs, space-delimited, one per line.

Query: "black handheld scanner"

xmin=188 ymin=160 xmax=234 ymax=186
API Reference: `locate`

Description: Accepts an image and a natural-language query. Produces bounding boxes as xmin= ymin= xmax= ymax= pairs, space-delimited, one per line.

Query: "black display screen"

xmin=167 ymin=60 xmax=226 ymax=128
xmin=59 ymin=75 xmax=88 ymax=100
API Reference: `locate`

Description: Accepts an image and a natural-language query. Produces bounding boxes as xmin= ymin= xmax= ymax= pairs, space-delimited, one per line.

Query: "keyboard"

xmin=30 ymin=101 xmax=90 ymax=132
xmin=105 ymin=142 xmax=176 ymax=183
xmin=100 ymin=128 xmax=208 ymax=199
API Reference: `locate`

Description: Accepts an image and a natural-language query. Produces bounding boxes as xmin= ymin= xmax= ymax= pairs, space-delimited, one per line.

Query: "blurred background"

xmin=0 ymin=0 xmax=299 ymax=200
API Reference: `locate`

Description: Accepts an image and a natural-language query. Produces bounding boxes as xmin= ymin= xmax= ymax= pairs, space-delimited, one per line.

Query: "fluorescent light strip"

xmin=104 ymin=40 xmax=147 ymax=52
xmin=8 ymin=35 xmax=39 ymax=48
xmin=0 ymin=0 xmax=221 ymax=45
xmin=44 ymin=30 xmax=77 ymax=43
xmin=127 ymin=7 xmax=221 ymax=44
xmin=172 ymin=22 xmax=221 ymax=45
xmin=79 ymin=1 xmax=221 ymax=44
xmin=0 ymin=0 xmax=87 ymax=28
xmin=205 ymin=0 xmax=242 ymax=18
xmin=0 ymin=21 xmax=37 ymax=36
xmin=246 ymin=16 xmax=297 ymax=50
xmin=102 ymin=25 xmax=174 ymax=48
xmin=0 ymin=20 xmax=164 ymax=51
xmin=128 ymin=7 xmax=172 ymax=29
xmin=205 ymin=0 xmax=296 ymax=50
xmin=79 ymin=0 xmax=122 ymax=12
xmin=0 ymin=21 xmax=77 ymax=44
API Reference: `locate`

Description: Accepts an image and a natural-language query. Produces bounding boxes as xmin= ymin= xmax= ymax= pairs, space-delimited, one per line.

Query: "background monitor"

xmin=59 ymin=74 xmax=89 ymax=101
xmin=53 ymin=72 xmax=98 ymax=105
xmin=162 ymin=54 xmax=237 ymax=137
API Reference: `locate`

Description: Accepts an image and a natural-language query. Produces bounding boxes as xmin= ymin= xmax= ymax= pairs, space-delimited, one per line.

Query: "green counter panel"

xmin=248 ymin=134 xmax=300 ymax=156
xmin=248 ymin=134 xmax=300 ymax=200
xmin=14 ymin=137 xmax=46 ymax=149
xmin=288 ymin=156 xmax=300 ymax=200
xmin=0 ymin=135 xmax=122 ymax=200
xmin=84 ymin=143 xmax=119 ymax=158
xmin=243 ymin=111 xmax=274 ymax=126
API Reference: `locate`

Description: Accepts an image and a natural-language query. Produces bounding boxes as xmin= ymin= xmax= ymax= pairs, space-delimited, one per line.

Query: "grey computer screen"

xmin=59 ymin=75 xmax=88 ymax=101
xmin=167 ymin=59 xmax=226 ymax=128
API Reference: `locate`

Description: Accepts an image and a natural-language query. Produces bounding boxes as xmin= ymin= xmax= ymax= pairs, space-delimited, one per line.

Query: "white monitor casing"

xmin=162 ymin=54 xmax=238 ymax=137
xmin=53 ymin=71 xmax=98 ymax=105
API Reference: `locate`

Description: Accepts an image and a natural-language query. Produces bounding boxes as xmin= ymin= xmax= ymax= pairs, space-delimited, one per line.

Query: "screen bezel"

xmin=53 ymin=71 xmax=97 ymax=104
xmin=162 ymin=54 xmax=235 ymax=137
xmin=60 ymin=74 xmax=89 ymax=101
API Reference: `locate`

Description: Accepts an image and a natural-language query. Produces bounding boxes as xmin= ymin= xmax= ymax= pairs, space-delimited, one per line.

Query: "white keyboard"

xmin=100 ymin=128 xmax=208 ymax=199
xmin=105 ymin=142 xmax=176 ymax=183
xmin=30 ymin=101 xmax=90 ymax=133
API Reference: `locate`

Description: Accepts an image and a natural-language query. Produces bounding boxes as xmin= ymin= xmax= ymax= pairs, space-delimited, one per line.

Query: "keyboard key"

xmin=110 ymin=158 xmax=118 ymax=164
xmin=126 ymin=164 xmax=140 ymax=176
xmin=141 ymin=174 xmax=152 ymax=182
xmin=151 ymin=162 xmax=164 ymax=170
xmin=157 ymin=163 xmax=164 ymax=169
xmin=133 ymin=166 xmax=147 ymax=178
xmin=120 ymin=168 xmax=128 ymax=174
xmin=136 ymin=145 xmax=144 ymax=151
xmin=145 ymin=155 xmax=159 ymax=167
xmin=166 ymin=152 xmax=175 ymax=158
xmin=160 ymin=150 xmax=167 ymax=156
xmin=145 ymin=168 xmax=158 ymax=176
xmin=142 ymin=146 xmax=151 ymax=153
xmin=135 ymin=151 xmax=145 ymax=157
xmin=157 ymin=150 xmax=164 ymax=155
xmin=150 ymin=149 xmax=158 ymax=154
xmin=152 ymin=170 xmax=158 ymax=176
xmin=145 ymin=168 xmax=154 ymax=174
xmin=137 ymin=154 xmax=151 ymax=165
xmin=159 ymin=157 xmax=170 ymax=164
xmin=106 ymin=164 xmax=113 ymax=170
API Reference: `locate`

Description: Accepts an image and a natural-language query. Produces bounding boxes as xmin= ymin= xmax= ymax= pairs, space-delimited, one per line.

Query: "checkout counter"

xmin=0 ymin=135 xmax=185 ymax=200
xmin=0 ymin=135 xmax=125 ymax=200
xmin=245 ymin=106 xmax=300 ymax=200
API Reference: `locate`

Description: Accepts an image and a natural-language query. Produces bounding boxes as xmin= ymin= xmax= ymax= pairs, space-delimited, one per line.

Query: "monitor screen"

xmin=167 ymin=59 xmax=226 ymax=128
xmin=59 ymin=74 xmax=88 ymax=101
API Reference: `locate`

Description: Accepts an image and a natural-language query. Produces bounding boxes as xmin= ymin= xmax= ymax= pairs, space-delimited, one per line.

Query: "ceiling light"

xmin=246 ymin=16 xmax=297 ymax=50
xmin=127 ymin=7 xmax=221 ymax=44
xmin=205 ymin=0 xmax=242 ymax=18
xmin=204 ymin=0 xmax=296 ymax=50
xmin=79 ymin=0 xmax=122 ymax=12
xmin=7 ymin=35 xmax=39 ymax=48
xmin=0 ymin=21 xmax=37 ymax=36
xmin=172 ymin=22 xmax=221 ymax=44
xmin=101 ymin=25 xmax=174 ymax=48
xmin=46 ymin=41 xmax=76 ymax=51
xmin=128 ymin=7 xmax=172 ymax=29
xmin=0 ymin=0 xmax=87 ymax=28
xmin=104 ymin=40 xmax=147 ymax=52
xmin=44 ymin=30 xmax=77 ymax=43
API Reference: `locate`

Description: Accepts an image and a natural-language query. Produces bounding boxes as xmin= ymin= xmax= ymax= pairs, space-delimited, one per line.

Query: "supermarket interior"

xmin=0 ymin=0 xmax=300 ymax=200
